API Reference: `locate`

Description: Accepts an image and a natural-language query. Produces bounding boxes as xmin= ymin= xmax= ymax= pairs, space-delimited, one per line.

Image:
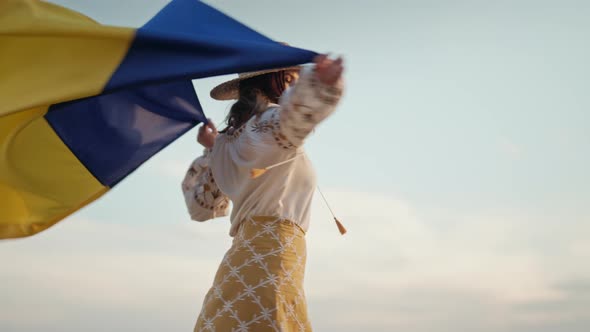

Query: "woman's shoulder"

xmin=217 ymin=104 xmax=297 ymax=151
xmin=219 ymin=123 xmax=246 ymax=143
xmin=248 ymin=105 xmax=280 ymax=131
xmin=248 ymin=105 xmax=299 ymax=150
xmin=217 ymin=105 xmax=278 ymax=140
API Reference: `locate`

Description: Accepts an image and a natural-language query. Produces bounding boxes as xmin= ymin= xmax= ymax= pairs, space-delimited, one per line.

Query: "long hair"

xmin=222 ymin=70 xmax=292 ymax=133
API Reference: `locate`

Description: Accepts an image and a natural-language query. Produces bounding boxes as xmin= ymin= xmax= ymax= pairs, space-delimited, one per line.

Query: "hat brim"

xmin=210 ymin=66 xmax=301 ymax=101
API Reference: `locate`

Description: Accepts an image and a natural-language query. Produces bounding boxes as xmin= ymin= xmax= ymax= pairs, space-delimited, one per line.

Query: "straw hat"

xmin=210 ymin=65 xmax=301 ymax=101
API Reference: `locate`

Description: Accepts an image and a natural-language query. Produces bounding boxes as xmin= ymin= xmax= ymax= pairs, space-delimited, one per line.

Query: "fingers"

xmin=315 ymin=53 xmax=344 ymax=85
xmin=314 ymin=54 xmax=328 ymax=73
xmin=329 ymin=57 xmax=344 ymax=78
xmin=207 ymin=120 xmax=218 ymax=135
xmin=199 ymin=119 xmax=217 ymax=134
xmin=198 ymin=123 xmax=206 ymax=136
xmin=314 ymin=54 xmax=343 ymax=67
xmin=197 ymin=119 xmax=218 ymax=149
xmin=198 ymin=119 xmax=216 ymax=138
xmin=314 ymin=54 xmax=327 ymax=66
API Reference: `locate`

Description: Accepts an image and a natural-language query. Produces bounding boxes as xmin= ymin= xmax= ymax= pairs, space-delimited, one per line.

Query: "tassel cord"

xmin=249 ymin=154 xmax=346 ymax=235
xmin=265 ymin=154 xmax=301 ymax=170
xmin=316 ymin=185 xmax=336 ymax=219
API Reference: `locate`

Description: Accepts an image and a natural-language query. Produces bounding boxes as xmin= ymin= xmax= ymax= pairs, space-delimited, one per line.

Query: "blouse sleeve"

xmin=181 ymin=148 xmax=230 ymax=222
xmin=276 ymin=64 xmax=345 ymax=148
xmin=209 ymin=64 xmax=344 ymax=172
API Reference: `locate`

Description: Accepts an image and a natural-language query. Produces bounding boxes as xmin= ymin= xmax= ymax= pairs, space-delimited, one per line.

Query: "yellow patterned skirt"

xmin=194 ymin=216 xmax=312 ymax=332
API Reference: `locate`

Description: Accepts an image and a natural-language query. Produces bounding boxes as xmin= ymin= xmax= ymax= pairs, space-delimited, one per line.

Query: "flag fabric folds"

xmin=0 ymin=0 xmax=317 ymax=239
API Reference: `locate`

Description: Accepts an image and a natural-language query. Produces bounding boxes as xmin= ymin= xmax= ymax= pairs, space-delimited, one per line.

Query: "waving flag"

xmin=0 ymin=0 xmax=317 ymax=239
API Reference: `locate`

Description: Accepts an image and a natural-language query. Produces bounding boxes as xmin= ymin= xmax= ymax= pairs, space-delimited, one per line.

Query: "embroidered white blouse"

xmin=181 ymin=65 xmax=344 ymax=236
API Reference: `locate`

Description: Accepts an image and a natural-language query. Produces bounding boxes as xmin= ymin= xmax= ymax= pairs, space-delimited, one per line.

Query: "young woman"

xmin=182 ymin=54 xmax=344 ymax=331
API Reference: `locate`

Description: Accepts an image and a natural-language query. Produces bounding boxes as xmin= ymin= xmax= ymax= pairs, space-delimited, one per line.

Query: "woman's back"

xmin=211 ymin=106 xmax=317 ymax=236
xmin=183 ymin=63 xmax=344 ymax=236
xmin=183 ymin=54 xmax=345 ymax=332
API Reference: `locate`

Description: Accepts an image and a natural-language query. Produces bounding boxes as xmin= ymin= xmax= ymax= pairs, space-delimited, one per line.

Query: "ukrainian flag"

xmin=0 ymin=0 xmax=316 ymax=238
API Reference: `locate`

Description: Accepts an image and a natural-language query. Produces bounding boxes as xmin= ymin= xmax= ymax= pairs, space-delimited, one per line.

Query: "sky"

xmin=1 ymin=0 xmax=590 ymax=331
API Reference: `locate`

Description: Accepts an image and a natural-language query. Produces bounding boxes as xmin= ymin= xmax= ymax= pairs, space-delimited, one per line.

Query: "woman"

xmin=182 ymin=54 xmax=344 ymax=331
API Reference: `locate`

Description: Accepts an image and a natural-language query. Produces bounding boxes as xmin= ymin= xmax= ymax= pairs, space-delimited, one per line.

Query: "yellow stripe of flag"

xmin=0 ymin=0 xmax=135 ymax=116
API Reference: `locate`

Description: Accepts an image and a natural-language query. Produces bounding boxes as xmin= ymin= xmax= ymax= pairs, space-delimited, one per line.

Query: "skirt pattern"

xmin=194 ymin=216 xmax=311 ymax=332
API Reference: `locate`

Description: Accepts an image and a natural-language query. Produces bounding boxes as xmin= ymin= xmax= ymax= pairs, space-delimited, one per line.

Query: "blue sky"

xmin=1 ymin=1 xmax=589 ymax=331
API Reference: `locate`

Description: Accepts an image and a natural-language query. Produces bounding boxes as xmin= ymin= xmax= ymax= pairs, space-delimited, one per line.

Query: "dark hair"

xmin=222 ymin=70 xmax=294 ymax=133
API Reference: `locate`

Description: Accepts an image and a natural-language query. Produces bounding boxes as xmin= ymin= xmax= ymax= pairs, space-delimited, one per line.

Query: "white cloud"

xmin=305 ymin=189 xmax=590 ymax=330
xmin=0 ymin=217 xmax=230 ymax=330
xmin=1 ymin=191 xmax=589 ymax=331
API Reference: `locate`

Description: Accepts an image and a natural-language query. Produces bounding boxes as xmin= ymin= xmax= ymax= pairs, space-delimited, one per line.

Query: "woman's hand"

xmin=197 ymin=120 xmax=218 ymax=149
xmin=314 ymin=54 xmax=344 ymax=86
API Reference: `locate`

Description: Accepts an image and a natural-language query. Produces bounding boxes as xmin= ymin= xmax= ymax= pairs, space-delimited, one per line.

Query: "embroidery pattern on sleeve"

xmin=194 ymin=169 xmax=229 ymax=212
xmin=250 ymin=120 xmax=274 ymax=134
xmin=270 ymin=110 xmax=297 ymax=150
xmin=224 ymin=124 xmax=246 ymax=142
xmin=309 ymin=73 xmax=342 ymax=106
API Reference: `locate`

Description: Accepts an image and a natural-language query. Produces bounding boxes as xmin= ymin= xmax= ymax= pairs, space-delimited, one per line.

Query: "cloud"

xmin=1 ymin=191 xmax=589 ymax=332
xmin=305 ymin=189 xmax=590 ymax=331
xmin=0 ymin=217 xmax=230 ymax=331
